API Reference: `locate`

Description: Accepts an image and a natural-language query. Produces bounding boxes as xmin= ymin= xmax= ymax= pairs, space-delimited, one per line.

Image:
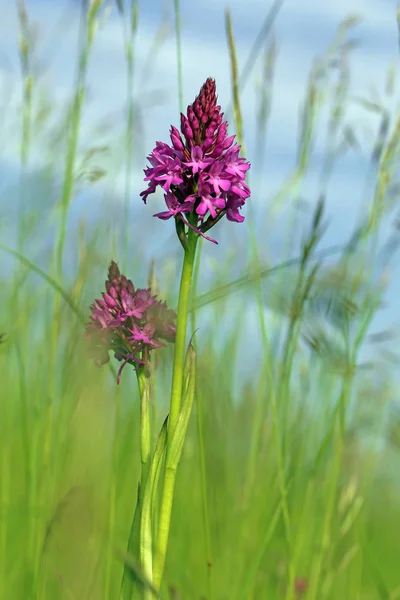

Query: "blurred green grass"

xmin=1 ymin=1 xmax=400 ymax=599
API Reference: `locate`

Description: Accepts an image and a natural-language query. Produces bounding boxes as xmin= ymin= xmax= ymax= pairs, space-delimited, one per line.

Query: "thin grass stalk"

xmin=191 ymin=242 xmax=344 ymax=311
xmin=225 ymin=8 xmax=295 ymax=591
xmin=319 ymin=45 xmax=350 ymax=195
xmin=120 ymin=0 xmax=138 ymax=269
xmin=279 ymin=260 xmax=320 ymax=455
xmin=15 ymin=5 xmax=40 ymax=588
xmin=237 ymin=499 xmax=282 ymax=600
xmin=270 ymin=53 xmax=331 ymax=476
xmin=16 ymin=0 xmax=33 ymax=253
xmin=45 ymin=1 xmax=102 ymax=502
xmin=55 ymin=0 xmax=101 ymax=279
xmin=254 ymin=37 xmax=276 ymax=192
xmin=224 ymin=0 xmax=283 ymax=123
xmin=16 ymin=0 xmax=34 ymax=529
xmin=225 ymin=11 xmax=243 ymax=152
xmin=29 ymin=6 xmax=102 ymax=593
xmin=307 ymin=327 xmax=353 ymax=600
xmin=269 ymin=22 xmax=351 ymax=254
xmin=283 ymin=478 xmax=317 ymax=600
xmin=173 ymin=0 xmax=183 ymax=113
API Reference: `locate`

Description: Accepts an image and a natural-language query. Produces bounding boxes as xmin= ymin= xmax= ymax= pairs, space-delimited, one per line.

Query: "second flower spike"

xmin=84 ymin=261 xmax=176 ymax=383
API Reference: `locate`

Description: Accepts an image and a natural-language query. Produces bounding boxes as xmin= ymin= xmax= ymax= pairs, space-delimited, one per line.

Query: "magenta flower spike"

xmin=140 ymin=78 xmax=251 ymax=245
xmin=84 ymin=261 xmax=176 ymax=383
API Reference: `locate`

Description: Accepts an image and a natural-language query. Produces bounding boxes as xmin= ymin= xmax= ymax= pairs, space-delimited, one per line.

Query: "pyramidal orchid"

xmin=140 ymin=77 xmax=251 ymax=245
xmin=84 ymin=79 xmax=248 ymax=597
xmin=84 ymin=260 xmax=176 ymax=383
xmin=85 ymin=260 xmax=177 ymax=595
xmin=140 ymin=78 xmax=251 ymax=594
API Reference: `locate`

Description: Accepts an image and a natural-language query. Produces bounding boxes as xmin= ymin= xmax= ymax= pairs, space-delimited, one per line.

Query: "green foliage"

xmin=1 ymin=2 xmax=400 ymax=600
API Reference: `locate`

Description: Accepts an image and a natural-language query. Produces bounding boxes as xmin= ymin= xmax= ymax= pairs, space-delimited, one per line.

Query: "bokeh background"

xmin=2 ymin=1 xmax=400 ymax=599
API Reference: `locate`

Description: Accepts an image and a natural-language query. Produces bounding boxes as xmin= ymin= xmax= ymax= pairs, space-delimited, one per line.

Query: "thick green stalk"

xmin=121 ymin=364 xmax=152 ymax=600
xmin=191 ymin=240 xmax=214 ymax=600
xmin=105 ymin=388 xmax=121 ymax=600
xmin=168 ymin=232 xmax=198 ymax=432
xmin=138 ymin=366 xmax=152 ymax=598
xmin=152 ymin=230 xmax=198 ymax=591
xmin=138 ymin=366 xmax=151 ymax=487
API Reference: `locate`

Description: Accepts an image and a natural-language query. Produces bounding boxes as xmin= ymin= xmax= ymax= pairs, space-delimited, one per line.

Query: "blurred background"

xmin=1 ymin=0 xmax=400 ymax=598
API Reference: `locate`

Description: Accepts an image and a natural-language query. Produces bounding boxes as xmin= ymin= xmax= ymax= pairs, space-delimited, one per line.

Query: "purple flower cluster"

xmin=140 ymin=78 xmax=250 ymax=244
xmin=84 ymin=261 xmax=176 ymax=383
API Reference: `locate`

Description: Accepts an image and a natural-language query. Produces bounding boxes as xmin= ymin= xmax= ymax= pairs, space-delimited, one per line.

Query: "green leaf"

xmin=150 ymin=419 xmax=169 ymax=524
xmin=116 ymin=549 xmax=160 ymax=599
xmin=167 ymin=343 xmax=196 ymax=470
xmin=140 ymin=417 xmax=169 ymax=590
xmin=0 ymin=242 xmax=85 ymax=322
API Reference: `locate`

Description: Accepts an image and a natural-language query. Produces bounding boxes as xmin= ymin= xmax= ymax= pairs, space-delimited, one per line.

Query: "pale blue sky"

xmin=1 ymin=0 xmax=400 ymax=375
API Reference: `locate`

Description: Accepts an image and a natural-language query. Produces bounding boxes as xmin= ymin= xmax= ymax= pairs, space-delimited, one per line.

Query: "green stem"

xmin=121 ymin=364 xmax=152 ymax=600
xmin=169 ymin=231 xmax=198 ymax=433
xmin=138 ymin=365 xmax=151 ymax=485
xmin=191 ymin=240 xmax=214 ymax=600
xmin=153 ymin=229 xmax=198 ymax=591
xmin=105 ymin=388 xmax=121 ymax=600
xmin=138 ymin=365 xmax=152 ymax=598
